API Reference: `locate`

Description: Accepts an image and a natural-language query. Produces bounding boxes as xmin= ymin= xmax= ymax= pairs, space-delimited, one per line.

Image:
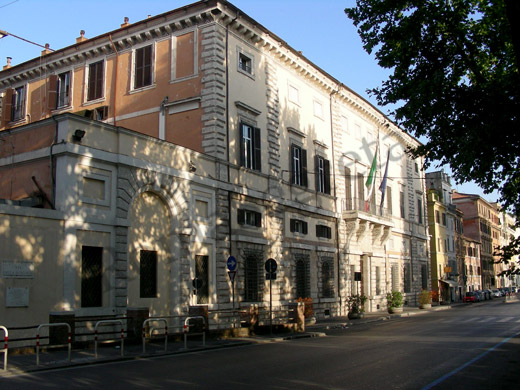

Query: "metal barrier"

xmin=183 ymin=316 xmax=206 ymax=349
xmin=142 ymin=318 xmax=168 ymax=353
xmin=36 ymin=323 xmax=71 ymax=366
xmin=0 ymin=326 xmax=7 ymax=370
xmin=94 ymin=320 xmax=124 ymax=358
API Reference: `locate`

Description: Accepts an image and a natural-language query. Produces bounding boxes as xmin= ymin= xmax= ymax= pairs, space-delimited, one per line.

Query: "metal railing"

xmin=142 ymin=318 xmax=168 ymax=353
xmin=94 ymin=320 xmax=124 ymax=358
xmin=183 ymin=316 xmax=206 ymax=349
xmin=36 ymin=323 xmax=71 ymax=366
xmin=341 ymin=197 xmax=391 ymax=218
xmin=0 ymin=326 xmax=7 ymax=370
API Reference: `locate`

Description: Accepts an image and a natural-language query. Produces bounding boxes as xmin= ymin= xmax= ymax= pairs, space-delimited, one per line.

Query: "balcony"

xmin=341 ymin=198 xmax=393 ymax=246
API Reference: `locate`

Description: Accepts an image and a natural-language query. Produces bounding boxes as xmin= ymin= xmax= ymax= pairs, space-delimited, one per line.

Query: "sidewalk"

xmin=0 ymin=304 xmax=456 ymax=378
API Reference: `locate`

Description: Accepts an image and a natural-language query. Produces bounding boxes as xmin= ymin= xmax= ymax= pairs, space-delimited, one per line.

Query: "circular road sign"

xmin=227 ymin=256 xmax=237 ymax=271
xmin=265 ymin=258 xmax=277 ymax=273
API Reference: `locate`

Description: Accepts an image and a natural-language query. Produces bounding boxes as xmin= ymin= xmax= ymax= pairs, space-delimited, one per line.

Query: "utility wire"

xmin=0 ymin=28 xmax=53 ymax=51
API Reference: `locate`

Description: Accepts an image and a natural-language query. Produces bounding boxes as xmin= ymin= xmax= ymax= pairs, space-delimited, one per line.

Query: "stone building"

xmin=0 ymin=0 xmax=428 ymax=334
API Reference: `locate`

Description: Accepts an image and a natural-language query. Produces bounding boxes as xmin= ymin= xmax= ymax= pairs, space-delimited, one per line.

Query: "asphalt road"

xmin=2 ymin=299 xmax=519 ymax=389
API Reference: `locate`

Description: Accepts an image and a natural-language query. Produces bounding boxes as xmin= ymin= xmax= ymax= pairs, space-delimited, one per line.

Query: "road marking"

xmin=421 ymin=330 xmax=520 ymax=390
xmin=497 ymin=317 xmax=514 ymax=323
xmin=478 ymin=317 xmax=494 ymax=322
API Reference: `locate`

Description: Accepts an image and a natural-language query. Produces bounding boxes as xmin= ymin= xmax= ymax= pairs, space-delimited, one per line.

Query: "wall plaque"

xmin=6 ymin=287 xmax=29 ymax=307
xmin=2 ymin=261 xmax=35 ymax=279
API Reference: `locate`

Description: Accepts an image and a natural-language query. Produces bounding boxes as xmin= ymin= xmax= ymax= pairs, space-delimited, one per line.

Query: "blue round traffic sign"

xmin=227 ymin=256 xmax=237 ymax=271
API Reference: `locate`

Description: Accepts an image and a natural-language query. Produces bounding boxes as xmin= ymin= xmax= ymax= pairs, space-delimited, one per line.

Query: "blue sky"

xmin=0 ymin=0 xmax=499 ymax=202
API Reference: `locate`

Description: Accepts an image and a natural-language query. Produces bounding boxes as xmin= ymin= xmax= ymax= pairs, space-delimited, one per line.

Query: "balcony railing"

xmin=341 ymin=197 xmax=392 ymax=219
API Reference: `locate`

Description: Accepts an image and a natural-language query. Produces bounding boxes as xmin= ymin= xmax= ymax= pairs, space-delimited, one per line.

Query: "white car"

xmin=492 ymin=289 xmax=502 ymax=297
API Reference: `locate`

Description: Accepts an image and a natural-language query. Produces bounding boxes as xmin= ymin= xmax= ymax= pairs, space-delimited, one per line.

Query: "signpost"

xmin=265 ymin=258 xmax=277 ymax=335
xmin=227 ymin=256 xmax=237 ymax=310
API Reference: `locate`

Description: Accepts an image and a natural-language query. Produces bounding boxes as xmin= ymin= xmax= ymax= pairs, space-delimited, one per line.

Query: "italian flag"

xmin=365 ymin=150 xmax=377 ymax=212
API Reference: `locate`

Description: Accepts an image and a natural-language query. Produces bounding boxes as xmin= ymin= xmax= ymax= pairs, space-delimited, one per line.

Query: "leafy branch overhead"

xmin=346 ymin=0 xmax=520 ymax=271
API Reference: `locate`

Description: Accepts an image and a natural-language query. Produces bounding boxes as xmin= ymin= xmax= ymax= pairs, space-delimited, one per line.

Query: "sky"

xmin=0 ymin=0 xmax=500 ymax=203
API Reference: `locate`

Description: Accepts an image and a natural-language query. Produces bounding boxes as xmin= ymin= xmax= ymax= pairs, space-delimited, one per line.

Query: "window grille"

xmin=81 ymin=246 xmax=103 ymax=307
xmin=140 ymin=250 xmax=157 ymax=298
xmin=195 ymin=255 xmax=209 ymax=304
xmin=296 ymin=256 xmax=310 ymax=299
xmin=321 ymin=258 xmax=334 ymax=298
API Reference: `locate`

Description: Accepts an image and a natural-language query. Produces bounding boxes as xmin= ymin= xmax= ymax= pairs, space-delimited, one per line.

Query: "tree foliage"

xmin=346 ymin=0 xmax=520 ymax=271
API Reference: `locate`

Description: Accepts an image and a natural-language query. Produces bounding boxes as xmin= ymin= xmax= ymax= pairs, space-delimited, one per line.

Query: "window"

xmin=195 ymin=199 xmax=209 ymax=219
xmin=240 ymin=123 xmax=261 ymax=171
xmin=316 ymin=224 xmax=332 ymax=239
xmin=290 ymin=219 xmax=308 ymax=234
xmin=134 ymin=45 xmax=153 ymax=89
xmin=87 ymin=60 xmax=104 ymax=101
xmin=57 ymin=71 xmax=71 ymax=108
xmin=421 ymin=264 xmax=428 ymax=290
xmin=376 ymin=266 xmax=382 ymax=295
xmin=238 ymin=52 xmax=252 ymax=74
xmin=415 ymin=162 xmax=419 ymax=173
xmin=404 ymin=263 xmax=411 ymax=293
xmin=288 ymin=84 xmax=299 ymax=105
xmin=386 ymin=186 xmax=393 ymax=215
xmin=81 ymin=246 xmax=103 ymax=307
xmin=244 ymin=255 xmax=260 ymax=302
xmin=195 ymin=255 xmax=209 ymax=304
xmin=417 ymin=197 xmax=423 ymax=224
xmin=435 ymin=210 xmax=440 ymax=224
xmin=315 ymin=156 xmax=331 ymax=194
xmin=321 ymin=258 xmax=334 ymax=298
xmin=291 ymin=144 xmax=307 ymax=186
xmin=296 ymin=256 xmax=310 ymax=299
xmin=442 ymin=213 xmax=447 ymax=226
xmin=11 ymin=85 xmax=26 ymax=121
xmin=391 ymin=264 xmax=399 ymax=292
xmin=237 ymin=209 xmax=262 ymax=227
xmin=140 ymin=250 xmax=157 ymax=298
xmin=313 ymin=100 xmax=324 ymax=118
xmin=344 ymin=167 xmax=353 ymax=210
xmin=400 ymin=191 xmax=406 ymax=218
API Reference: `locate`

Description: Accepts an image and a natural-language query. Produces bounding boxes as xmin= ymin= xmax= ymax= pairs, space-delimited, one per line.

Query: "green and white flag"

xmin=365 ymin=149 xmax=377 ymax=211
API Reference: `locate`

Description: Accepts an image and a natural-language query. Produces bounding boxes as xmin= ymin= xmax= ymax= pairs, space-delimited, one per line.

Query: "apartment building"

xmin=452 ymin=192 xmax=498 ymax=289
xmin=0 ymin=0 xmax=428 ymax=332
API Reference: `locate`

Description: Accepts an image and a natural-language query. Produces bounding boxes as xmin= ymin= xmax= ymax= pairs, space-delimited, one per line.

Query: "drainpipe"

xmin=329 ymin=85 xmax=342 ymax=313
xmin=225 ymin=12 xmax=239 ymax=277
xmin=109 ymin=35 xmax=119 ymax=126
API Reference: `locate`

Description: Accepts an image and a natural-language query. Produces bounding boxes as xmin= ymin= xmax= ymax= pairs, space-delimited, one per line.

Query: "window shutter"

xmin=324 ymin=158 xmax=331 ymax=194
xmin=290 ymin=219 xmax=295 ymax=232
xmin=48 ymin=75 xmax=58 ymax=110
xmin=301 ymin=148 xmax=308 ymax=187
xmin=253 ymin=127 xmax=261 ymax=171
xmin=239 ymin=123 xmax=245 ymax=167
xmin=290 ymin=145 xmax=296 ymax=184
xmin=315 ymin=155 xmax=320 ymax=191
xmin=1 ymin=88 xmax=14 ymax=126
xmin=302 ymin=221 xmax=308 ymax=235
xmin=237 ymin=209 xmax=245 ymax=225
xmin=255 ymin=211 xmax=262 ymax=227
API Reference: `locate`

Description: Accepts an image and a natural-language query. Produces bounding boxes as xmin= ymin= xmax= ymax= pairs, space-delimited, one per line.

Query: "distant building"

xmin=452 ymin=192 xmax=499 ymax=289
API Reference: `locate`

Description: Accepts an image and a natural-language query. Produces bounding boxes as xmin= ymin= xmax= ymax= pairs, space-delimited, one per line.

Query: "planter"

xmin=388 ymin=306 xmax=403 ymax=314
xmin=305 ymin=316 xmax=316 ymax=326
xmin=419 ymin=303 xmax=432 ymax=309
xmin=348 ymin=311 xmax=364 ymax=320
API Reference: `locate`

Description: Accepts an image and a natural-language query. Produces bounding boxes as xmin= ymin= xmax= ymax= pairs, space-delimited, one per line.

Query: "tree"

xmin=345 ymin=0 xmax=520 ymax=272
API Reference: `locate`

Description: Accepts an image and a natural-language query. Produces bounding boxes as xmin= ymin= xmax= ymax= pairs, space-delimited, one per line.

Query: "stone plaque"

xmin=2 ymin=261 xmax=34 ymax=279
xmin=6 ymin=287 xmax=29 ymax=307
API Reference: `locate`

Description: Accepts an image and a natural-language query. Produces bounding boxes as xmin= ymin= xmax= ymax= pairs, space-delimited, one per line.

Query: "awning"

xmin=440 ymin=279 xmax=458 ymax=288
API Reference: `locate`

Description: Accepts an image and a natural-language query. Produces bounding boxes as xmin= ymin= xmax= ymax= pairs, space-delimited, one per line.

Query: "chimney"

xmin=76 ymin=30 xmax=87 ymax=43
xmin=41 ymin=43 xmax=52 ymax=56
xmin=120 ymin=17 xmax=130 ymax=28
xmin=3 ymin=57 xmax=12 ymax=70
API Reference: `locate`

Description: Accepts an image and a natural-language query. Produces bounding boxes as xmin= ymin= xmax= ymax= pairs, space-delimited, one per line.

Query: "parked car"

xmin=476 ymin=290 xmax=487 ymax=300
xmin=492 ymin=289 xmax=502 ymax=298
xmin=485 ymin=289 xmax=494 ymax=299
xmin=464 ymin=291 xmax=479 ymax=303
